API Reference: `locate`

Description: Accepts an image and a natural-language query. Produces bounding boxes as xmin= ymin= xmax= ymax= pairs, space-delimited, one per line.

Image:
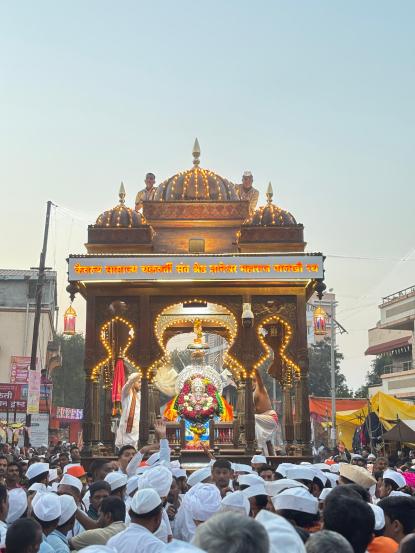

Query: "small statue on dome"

xmin=135 ymin=172 xmax=157 ymax=211
xmin=235 ymin=171 xmax=259 ymax=213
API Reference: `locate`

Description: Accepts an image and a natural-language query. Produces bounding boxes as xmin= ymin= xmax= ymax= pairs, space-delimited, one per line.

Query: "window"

xmin=189 ymin=239 xmax=205 ymax=253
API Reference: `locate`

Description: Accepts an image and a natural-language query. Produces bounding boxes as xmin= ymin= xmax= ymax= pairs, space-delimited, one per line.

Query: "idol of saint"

xmin=115 ymin=372 xmax=141 ymax=448
xmin=135 ymin=172 xmax=157 ymax=212
xmin=235 ymin=171 xmax=259 ymax=213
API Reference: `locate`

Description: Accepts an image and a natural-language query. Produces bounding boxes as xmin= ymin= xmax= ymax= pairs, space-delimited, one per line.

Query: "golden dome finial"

xmin=266 ymin=181 xmax=273 ymax=204
xmin=119 ymin=182 xmax=126 ymax=204
xmin=192 ymin=138 xmax=201 ymax=166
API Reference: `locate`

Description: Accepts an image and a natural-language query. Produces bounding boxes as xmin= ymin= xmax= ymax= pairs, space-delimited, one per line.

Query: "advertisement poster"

xmin=27 ymin=369 xmax=41 ymax=414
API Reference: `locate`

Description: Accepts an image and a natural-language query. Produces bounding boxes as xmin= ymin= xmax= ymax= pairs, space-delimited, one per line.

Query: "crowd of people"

xmin=1 ymin=427 xmax=415 ymax=553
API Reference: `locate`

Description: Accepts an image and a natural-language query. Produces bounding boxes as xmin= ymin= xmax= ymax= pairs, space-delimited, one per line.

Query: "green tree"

xmin=354 ymin=355 xmax=391 ymax=398
xmin=308 ymin=339 xmax=352 ymax=398
xmin=52 ymin=333 xmax=85 ymax=409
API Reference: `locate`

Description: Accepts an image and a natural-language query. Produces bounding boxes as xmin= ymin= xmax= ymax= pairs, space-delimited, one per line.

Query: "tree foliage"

xmin=354 ymin=356 xmax=391 ymax=398
xmin=308 ymin=339 xmax=352 ymax=398
xmin=52 ymin=333 xmax=85 ymax=409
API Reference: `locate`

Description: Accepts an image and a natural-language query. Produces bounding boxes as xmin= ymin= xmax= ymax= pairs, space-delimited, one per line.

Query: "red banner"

xmin=0 ymin=384 xmax=52 ymax=413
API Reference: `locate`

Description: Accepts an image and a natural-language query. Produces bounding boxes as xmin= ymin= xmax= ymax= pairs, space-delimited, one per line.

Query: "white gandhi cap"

xmin=130 ymin=487 xmax=161 ymax=515
xmin=33 ymin=492 xmax=62 ymax=521
xmin=26 ymin=462 xmax=49 ymax=481
xmin=105 ymin=472 xmax=128 ymax=492
xmin=58 ymin=495 xmax=77 ymax=526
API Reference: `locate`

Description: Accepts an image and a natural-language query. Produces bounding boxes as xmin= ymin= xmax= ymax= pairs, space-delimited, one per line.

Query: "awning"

xmin=365 ymin=336 xmax=411 ymax=356
xmin=382 ymin=420 xmax=415 ymax=442
xmin=309 ymin=397 xmax=367 ymax=419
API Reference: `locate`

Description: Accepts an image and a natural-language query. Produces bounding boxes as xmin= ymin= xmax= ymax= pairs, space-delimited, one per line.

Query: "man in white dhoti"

xmin=115 ymin=372 xmax=141 ymax=449
xmin=253 ymin=369 xmax=280 ymax=455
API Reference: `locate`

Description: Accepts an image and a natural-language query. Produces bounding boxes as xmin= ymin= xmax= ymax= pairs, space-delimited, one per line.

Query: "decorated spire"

xmin=119 ymin=182 xmax=126 ymax=204
xmin=192 ymin=138 xmax=201 ymax=166
xmin=266 ymin=182 xmax=273 ymax=204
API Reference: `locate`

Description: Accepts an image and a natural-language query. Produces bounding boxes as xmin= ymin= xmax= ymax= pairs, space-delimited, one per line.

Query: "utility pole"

xmin=330 ymin=296 xmax=337 ymax=448
xmin=25 ymin=201 xmax=54 ymax=447
xmin=30 ymin=201 xmax=53 ymax=372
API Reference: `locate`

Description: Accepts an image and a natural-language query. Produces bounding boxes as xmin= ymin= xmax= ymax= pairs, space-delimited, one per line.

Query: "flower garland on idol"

xmin=173 ymin=374 xmax=225 ymax=423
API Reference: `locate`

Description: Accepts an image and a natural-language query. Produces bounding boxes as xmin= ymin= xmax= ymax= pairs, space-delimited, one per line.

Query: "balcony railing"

xmin=382 ymin=285 xmax=415 ymax=305
xmin=382 ymin=362 xmax=414 ymax=375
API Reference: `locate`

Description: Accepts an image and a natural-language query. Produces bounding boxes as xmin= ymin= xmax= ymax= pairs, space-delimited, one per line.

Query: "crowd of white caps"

xmin=1 ymin=441 xmax=415 ymax=553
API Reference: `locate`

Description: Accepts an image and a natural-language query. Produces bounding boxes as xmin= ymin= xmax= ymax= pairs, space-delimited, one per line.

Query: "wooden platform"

xmin=81 ymin=451 xmax=313 ymax=472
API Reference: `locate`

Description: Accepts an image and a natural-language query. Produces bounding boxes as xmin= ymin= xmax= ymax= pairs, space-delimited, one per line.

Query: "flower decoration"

xmin=173 ymin=373 xmax=223 ymax=423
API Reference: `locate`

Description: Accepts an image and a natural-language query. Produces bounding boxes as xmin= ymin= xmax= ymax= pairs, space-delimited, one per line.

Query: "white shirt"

xmin=0 ymin=520 xmax=7 ymax=546
xmin=108 ymin=522 xmax=164 ymax=553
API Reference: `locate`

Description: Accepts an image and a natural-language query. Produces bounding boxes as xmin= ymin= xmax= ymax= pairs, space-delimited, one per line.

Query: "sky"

xmin=1 ymin=1 xmax=414 ymax=390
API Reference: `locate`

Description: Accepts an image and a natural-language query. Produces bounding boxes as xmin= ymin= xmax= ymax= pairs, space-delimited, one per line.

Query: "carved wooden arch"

xmin=147 ymin=298 xmax=246 ymax=380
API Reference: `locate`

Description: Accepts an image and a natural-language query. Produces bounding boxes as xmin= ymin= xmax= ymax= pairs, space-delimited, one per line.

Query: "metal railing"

xmin=382 ymin=362 xmax=414 ymax=375
xmin=382 ymin=285 xmax=415 ymax=305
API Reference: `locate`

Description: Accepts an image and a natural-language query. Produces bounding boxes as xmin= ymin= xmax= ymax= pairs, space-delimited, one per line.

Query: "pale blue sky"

xmin=1 ymin=1 xmax=414 ymax=388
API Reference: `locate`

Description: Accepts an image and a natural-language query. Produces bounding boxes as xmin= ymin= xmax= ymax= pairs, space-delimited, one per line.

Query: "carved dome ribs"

xmin=154 ymin=167 xmax=239 ymax=202
xmin=95 ymin=183 xmax=145 ymax=228
xmin=245 ymin=183 xmax=297 ymax=227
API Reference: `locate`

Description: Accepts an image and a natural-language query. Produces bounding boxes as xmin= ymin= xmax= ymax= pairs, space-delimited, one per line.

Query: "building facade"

xmin=0 ymin=269 xmax=58 ymax=382
xmin=366 ymin=285 xmax=415 ymax=400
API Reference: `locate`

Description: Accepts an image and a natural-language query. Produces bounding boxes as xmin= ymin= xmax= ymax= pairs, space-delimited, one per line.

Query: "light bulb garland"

xmin=90 ymin=315 xmax=141 ymax=387
xmin=150 ymin=300 xmax=246 ymax=381
xmin=255 ymin=315 xmax=300 ymax=389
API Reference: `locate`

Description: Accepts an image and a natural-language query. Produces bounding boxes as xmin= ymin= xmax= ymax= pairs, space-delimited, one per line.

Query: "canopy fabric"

xmin=309 ymin=397 xmax=367 ymax=419
xmin=382 ymin=420 xmax=415 ymax=442
xmin=335 ymin=392 xmax=415 ymax=448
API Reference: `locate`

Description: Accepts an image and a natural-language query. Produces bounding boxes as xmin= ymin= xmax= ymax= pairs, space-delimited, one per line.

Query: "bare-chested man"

xmin=252 ymin=368 xmax=279 ymax=455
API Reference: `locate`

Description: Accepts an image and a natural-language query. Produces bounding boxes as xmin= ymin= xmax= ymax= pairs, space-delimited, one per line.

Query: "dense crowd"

xmin=1 ymin=429 xmax=415 ymax=553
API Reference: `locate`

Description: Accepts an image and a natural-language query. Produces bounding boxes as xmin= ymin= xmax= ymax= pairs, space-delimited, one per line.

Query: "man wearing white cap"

xmin=189 ymin=484 xmax=221 ymax=527
xmin=251 ymin=454 xmax=267 ymax=471
xmin=186 ymin=466 xmax=211 ymax=488
xmin=6 ymin=487 xmax=27 ymax=525
xmin=272 ymin=487 xmax=320 ymax=532
xmin=26 ymin=461 xmax=49 ymax=491
xmin=107 ymin=488 xmax=164 ymax=553
xmin=220 ymin=490 xmax=250 ymax=515
xmin=235 ymin=171 xmax=259 ymax=213
xmin=32 ymin=492 xmax=62 ymax=553
xmin=58 ymin=473 xmax=83 ymax=503
xmin=104 ymin=471 xmax=128 ymax=500
xmin=46 ymin=495 xmax=77 ymax=552
xmin=136 ymin=465 xmax=173 ymax=543
xmin=379 ymin=469 xmax=407 ymax=498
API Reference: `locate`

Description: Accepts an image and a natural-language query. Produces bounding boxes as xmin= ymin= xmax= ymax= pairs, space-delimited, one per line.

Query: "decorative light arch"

xmin=150 ymin=299 xmax=247 ymax=380
xmin=255 ymin=315 xmax=300 ymax=388
xmin=91 ymin=316 xmax=141 ymax=386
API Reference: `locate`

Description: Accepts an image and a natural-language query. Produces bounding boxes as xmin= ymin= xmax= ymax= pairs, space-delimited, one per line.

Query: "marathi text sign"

xmin=10 ymin=356 xmax=38 ymax=384
xmin=55 ymin=407 xmax=83 ymax=420
xmin=68 ymin=254 xmax=324 ymax=282
xmin=0 ymin=384 xmax=52 ymax=413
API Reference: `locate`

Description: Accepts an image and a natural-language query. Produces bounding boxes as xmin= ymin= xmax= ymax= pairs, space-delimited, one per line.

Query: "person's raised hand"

xmin=154 ymin=419 xmax=167 ymax=440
